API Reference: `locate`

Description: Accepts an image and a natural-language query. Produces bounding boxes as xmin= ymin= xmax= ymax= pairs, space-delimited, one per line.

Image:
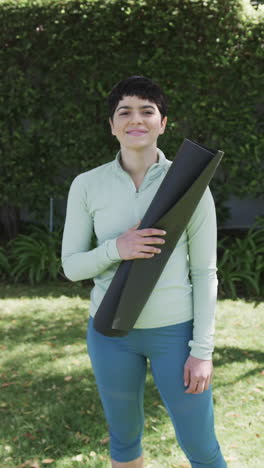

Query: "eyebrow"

xmin=116 ymin=105 xmax=156 ymax=112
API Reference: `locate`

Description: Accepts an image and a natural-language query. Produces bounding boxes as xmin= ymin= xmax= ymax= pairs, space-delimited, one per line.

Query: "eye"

xmin=143 ymin=111 xmax=154 ymax=115
xmin=119 ymin=111 xmax=130 ymax=116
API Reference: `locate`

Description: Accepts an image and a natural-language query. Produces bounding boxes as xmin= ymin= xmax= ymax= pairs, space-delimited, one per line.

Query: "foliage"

xmin=217 ymin=216 xmax=264 ymax=298
xmin=0 ymin=0 xmax=263 ymax=234
xmin=0 ymin=246 xmax=11 ymax=279
xmin=6 ymin=225 xmax=64 ymax=284
xmin=1 ymin=219 xmax=263 ymax=300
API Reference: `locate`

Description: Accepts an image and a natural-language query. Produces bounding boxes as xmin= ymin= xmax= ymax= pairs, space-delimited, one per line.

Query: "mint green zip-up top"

xmin=61 ymin=149 xmax=218 ymax=360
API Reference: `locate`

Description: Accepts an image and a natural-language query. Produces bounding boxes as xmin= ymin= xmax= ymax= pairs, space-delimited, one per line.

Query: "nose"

xmin=129 ymin=111 xmax=144 ymax=124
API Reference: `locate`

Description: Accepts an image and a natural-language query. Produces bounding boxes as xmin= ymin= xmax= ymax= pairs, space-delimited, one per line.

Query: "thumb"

xmin=130 ymin=220 xmax=141 ymax=230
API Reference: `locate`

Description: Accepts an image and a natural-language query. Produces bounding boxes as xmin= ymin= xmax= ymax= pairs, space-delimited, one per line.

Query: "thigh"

xmin=149 ymin=321 xmax=220 ymax=464
xmin=87 ymin=317 xmax=147 ymax=445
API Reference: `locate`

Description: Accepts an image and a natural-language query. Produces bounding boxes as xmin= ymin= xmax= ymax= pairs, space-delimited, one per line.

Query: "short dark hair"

xmin=108 ymin=75 xmax=167 ymax=121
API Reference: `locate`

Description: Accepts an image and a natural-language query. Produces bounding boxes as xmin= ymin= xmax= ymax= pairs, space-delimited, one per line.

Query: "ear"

xmin=109 ymin=117 xmax=116 ymax=136
xmin=159 ymin=116 xmax=167 ymax=135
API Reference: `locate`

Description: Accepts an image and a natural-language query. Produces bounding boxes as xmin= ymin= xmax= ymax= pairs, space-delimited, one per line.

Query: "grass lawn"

xmin=0 ymin=282 xmax=263 ymax=468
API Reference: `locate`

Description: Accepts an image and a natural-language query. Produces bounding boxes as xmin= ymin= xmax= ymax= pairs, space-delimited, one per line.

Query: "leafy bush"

xmin=0 ymin=0 xmax=263 ymax=236
xmin=1 ymin=218 xmax=263 ymax=300
xmin=7 ymin=225 xmax=64 ymax=284
xmin=217 ymin=217 xmax=264 ymax=298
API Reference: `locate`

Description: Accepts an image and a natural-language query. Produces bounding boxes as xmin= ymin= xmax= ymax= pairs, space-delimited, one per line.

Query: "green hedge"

xmin=0 ymin=0 xmax=263 ymax=236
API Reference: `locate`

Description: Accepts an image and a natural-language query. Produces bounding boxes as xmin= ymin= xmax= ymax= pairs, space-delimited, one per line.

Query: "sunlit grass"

xmin=0 ymin=283 xmax=263 ymax=467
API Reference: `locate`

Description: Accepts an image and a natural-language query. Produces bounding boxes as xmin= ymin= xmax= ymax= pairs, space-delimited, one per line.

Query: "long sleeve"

xmin=61 ymin=175 xmax=121 ymax=281
xmin=186 ymin=187 xmax=218 ymax=360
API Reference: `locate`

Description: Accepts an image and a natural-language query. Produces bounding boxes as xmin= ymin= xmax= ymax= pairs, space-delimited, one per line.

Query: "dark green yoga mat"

xmin=93 ymin=138 xmax=224 ymax=336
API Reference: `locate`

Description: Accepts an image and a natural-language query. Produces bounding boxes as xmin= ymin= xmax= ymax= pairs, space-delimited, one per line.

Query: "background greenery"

xmin=0 ymin=0 xmax=263 ymax=238
xmin=0 ymin=218 xmax=264 ymax=298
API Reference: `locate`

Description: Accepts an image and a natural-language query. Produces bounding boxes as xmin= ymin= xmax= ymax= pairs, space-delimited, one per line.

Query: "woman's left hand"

xmin=183 ymin=356 xmax=213 ymax=394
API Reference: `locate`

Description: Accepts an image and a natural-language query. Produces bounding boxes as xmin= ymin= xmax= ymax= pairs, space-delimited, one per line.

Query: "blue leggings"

xmin=87 ymin=317 xmax=226 ymax=467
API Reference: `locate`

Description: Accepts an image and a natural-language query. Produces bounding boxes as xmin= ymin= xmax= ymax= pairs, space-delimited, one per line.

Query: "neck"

xmin=119 ymin=144 xmax=159 ymax=178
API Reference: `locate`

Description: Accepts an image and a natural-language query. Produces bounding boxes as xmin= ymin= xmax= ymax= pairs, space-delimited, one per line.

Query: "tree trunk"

xmin=0 ymin=204 xmax=20 ymax=241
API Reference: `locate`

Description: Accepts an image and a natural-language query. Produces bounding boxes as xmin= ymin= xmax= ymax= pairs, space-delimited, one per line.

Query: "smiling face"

xmin=109 ymin=95 xmax=167 ymax=151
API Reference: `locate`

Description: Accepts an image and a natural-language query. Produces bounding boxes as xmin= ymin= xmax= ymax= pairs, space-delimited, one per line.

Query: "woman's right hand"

xmin=116 ymin=221 xmax=167 ymax=260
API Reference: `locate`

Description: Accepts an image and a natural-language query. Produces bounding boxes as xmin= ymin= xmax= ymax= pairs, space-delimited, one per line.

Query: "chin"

xmin=126 ymin=142 xmax=151 ymax=151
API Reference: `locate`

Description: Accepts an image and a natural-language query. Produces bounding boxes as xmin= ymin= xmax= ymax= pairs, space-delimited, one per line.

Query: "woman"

xmin=61 ymin=76 xmax=227 ymax=468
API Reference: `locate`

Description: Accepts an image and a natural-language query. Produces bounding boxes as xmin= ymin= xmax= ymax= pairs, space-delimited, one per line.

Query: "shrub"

xmin=1 ymin=218 xmax=263 ymax=299
xmin=217 ymin=217 xmax=264 ymax=298
xmin=7 ymin=225 xmax=64 ymax=284
xmin=0 ymin=0 xmax=263 ymax=236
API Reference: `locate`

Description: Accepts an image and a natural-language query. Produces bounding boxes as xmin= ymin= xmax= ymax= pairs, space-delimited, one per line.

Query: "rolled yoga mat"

xmin=93 ymin=138 xmax=224 ymax=336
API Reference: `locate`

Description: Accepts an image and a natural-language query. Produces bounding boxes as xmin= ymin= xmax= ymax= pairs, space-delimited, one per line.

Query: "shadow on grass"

xmin=213 ymin=346 xmax=264 ymax=366
xmin=0 ymin=363 xmax=165 ymax=464
xmin=217 ymin=295 xmax=264 ymax=308
xmin=0 ymin=368 xmax=108 ymax=463
xmin=0 ymin=281 xmax=92 ymax=299
xmin=1 ymin=281 xmax=263 ymax=304
xmin=0 ymin=312 xmax=88 ymax=346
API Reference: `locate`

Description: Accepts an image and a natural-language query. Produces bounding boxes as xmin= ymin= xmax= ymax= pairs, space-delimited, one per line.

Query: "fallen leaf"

xmin=100 ymin=437 xmax=109 ymax=445
xmin=42 ymin=459 xmax=55 ymax=464
xmin=64 ymin=376 xmax=72 ymax=382
xmin=75 ymin=432 xmax=90 ymax=443
xmin=23 ymin=432 xmax=36 ymax=440
xmin=44 ymin=446 xmax=54 ymax=452
xmin=20 ymin=460 xmax=40 ymax=468
xmin=256 ymin=434 xmax=260 ymax=438
xmin=225 ymin=412 xmax=240 ymax=418
xmin=1 ymin=382 xmax=16 ymax=388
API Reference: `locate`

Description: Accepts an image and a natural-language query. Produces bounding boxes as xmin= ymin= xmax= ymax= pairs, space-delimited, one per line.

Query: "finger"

xmin=204 ymin=376 xmax=211 ymax=391
xmin=185 ymin=379 xmax=199 ymax=394
xmin=139 ymin=228 xmax=167 ymax=237
xmin=137 ymin=244 xmax=162 ymax=254
xmin=195 ymin=380 xmax=206 ymax=394
xmin=133 ymin=252 xmax=155 ymax=259
xmin=137 ymin=236 xmax=166 ymax=245
xmin=183 ymin=366 xmax=190 ymax=388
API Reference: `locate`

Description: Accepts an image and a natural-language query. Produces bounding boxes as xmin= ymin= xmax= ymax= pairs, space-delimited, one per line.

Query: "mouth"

xmin=126 ymin=129 xmax=148 ymax=136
